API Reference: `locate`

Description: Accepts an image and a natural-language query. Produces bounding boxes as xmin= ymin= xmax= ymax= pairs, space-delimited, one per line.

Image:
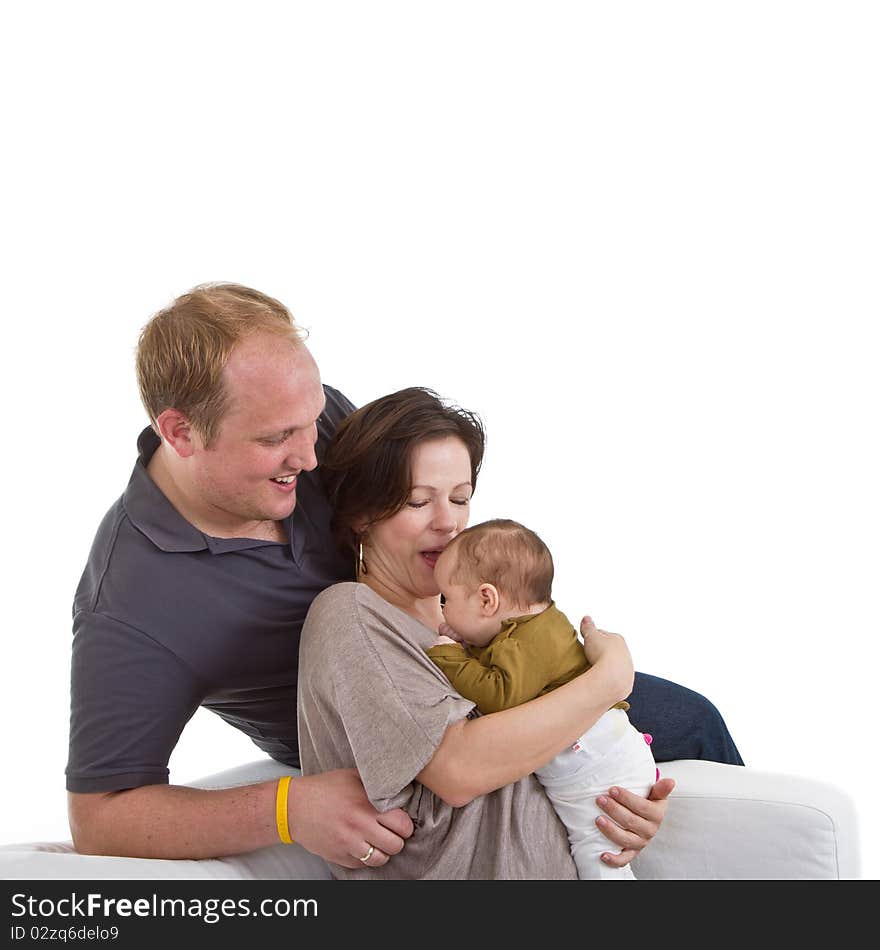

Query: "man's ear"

xmin=155 ymin=409 xmax=199 ymax=459
xmin=478 ymin=583 xmax=501 ymax=616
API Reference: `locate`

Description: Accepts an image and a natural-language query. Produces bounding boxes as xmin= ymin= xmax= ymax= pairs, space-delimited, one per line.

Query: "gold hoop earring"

xmin=357 ymin=540 xmax=368 ymax=577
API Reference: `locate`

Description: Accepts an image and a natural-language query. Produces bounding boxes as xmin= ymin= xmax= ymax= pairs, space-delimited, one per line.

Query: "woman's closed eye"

xmin=406 ymin=497 xmax=470 ymax=509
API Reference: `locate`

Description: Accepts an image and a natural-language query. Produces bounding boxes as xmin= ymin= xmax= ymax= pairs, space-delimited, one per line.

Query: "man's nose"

xmin=287 ymin=426 xmax=318 ymax=472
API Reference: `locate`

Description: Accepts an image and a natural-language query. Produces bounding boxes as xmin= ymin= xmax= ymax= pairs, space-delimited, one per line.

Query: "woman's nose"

xmin=432 ymin=503 xmax=458 ymax=533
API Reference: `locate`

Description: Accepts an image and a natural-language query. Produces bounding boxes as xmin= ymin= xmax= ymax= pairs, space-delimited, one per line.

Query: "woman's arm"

xmin=417 ymin=618 xmax=633 ymax=806
xmin=419 ymin=616 xmax=673 ymax=861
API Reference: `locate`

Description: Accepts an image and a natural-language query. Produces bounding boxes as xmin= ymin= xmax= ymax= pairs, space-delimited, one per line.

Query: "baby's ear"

xmin=478 ymin=583 xmax=501 ymax=614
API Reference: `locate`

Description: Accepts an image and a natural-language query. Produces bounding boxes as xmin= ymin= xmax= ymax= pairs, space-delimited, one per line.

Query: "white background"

xmin=1 ymin=2 xmax=877 ymax=877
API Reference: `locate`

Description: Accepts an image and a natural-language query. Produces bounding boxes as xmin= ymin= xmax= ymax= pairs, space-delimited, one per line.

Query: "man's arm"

xmin=68 ymin=614 xmax=412 ymax=866
xmin=68 ymin=768 xmax=413 ymax=868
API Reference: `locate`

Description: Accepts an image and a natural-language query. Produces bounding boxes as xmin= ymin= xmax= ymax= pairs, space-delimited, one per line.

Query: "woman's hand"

xmin=595 ymin=777 xmax=676 ymax=867
xmin=579 ymin=616 xmax=634 ymax=702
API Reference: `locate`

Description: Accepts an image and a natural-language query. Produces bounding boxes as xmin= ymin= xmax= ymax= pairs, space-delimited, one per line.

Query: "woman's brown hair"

xmin=321 ymin=387 xmax=485 ymax=557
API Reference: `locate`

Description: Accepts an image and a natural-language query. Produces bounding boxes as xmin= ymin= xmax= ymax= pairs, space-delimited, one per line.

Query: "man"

xmin=67 ymin=283 xmax=722 ymax=872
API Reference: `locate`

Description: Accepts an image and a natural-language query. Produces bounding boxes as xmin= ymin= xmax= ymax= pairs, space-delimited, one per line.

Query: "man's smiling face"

xmin=188 ymin=332 xmax=326 ymax=532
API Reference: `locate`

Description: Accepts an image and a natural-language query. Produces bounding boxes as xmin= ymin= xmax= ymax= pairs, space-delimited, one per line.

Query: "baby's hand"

xmin=438 ymin=622 xmax=465 ymax=643
xmin=432 ymin=635 xmax=461 ymax=647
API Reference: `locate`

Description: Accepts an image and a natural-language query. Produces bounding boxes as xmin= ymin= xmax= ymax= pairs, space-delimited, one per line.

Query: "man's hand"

xmin=287 ymin=768 xmax=414 ymax=869
xmin=595 ymin=777 xmax=676 ymax=867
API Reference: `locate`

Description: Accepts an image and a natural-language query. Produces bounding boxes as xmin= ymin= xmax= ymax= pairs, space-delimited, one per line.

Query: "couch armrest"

xmin=631 ymin=760 xmax=860 ymax=879
xmin=183 ymin=758 xmax=293 ymax=790
xmin=0 ymin=760 xmax=860 ymax=879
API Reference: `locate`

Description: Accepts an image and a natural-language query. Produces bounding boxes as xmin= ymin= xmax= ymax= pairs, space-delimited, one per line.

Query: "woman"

xmin=297 ymin=388 xmax=735 ymax=878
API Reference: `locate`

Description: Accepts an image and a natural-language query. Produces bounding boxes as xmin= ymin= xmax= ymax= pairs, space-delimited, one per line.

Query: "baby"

xmin=427 ymin=518 xmax=657 ymax=880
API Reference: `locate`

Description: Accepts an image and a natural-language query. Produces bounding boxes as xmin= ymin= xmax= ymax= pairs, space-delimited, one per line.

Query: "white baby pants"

xmin=535 ymin=708 xmax=657 ymax=880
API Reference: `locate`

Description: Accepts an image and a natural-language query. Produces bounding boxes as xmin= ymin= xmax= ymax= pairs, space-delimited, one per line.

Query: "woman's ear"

xmin=351 ymin=518 xmax=370 ymax=539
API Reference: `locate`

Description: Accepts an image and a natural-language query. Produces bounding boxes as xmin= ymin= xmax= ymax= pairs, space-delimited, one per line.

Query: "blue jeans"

xmin=626 ymin=672 xmax=744 ymax=765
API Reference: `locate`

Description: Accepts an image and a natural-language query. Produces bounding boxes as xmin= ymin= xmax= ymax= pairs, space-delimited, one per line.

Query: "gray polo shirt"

xmin=66 ymin=385 xmax=355 ymax=794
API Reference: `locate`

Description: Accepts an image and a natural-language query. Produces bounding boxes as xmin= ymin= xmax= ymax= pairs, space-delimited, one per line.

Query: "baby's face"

xmin=434 ymin=549 xmax=497 ymax=647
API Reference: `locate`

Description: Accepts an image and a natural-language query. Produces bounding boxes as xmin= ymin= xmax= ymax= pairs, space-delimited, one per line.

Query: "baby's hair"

xmin=444 ymin=519 xmax=554 ymax=608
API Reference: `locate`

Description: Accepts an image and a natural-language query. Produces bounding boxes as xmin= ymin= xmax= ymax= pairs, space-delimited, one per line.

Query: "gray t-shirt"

xmin=67 ymin=385 xmax=355 ymax=794
xmin=297 ymin=582 xmax=578 ymax=880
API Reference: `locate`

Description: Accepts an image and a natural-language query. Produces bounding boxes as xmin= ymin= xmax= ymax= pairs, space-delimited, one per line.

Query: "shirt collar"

xmin=123 ymin=427 xmax=294 ymax=555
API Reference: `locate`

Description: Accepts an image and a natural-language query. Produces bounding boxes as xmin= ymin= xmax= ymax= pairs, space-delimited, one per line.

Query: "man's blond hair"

xmin=136 ymin=283 xmax=306 ymax=445
xmin=445 ymin=519 xmax=554 ymax=608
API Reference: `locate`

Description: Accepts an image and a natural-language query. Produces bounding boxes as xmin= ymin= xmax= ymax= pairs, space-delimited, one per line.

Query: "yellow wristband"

xmin=275 ymin=775 xmax=294 ymax=844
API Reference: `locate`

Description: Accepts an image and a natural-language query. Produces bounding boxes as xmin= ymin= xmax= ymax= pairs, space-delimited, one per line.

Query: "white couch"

xmin=0 ymin=759 xmax=861 ymax=880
